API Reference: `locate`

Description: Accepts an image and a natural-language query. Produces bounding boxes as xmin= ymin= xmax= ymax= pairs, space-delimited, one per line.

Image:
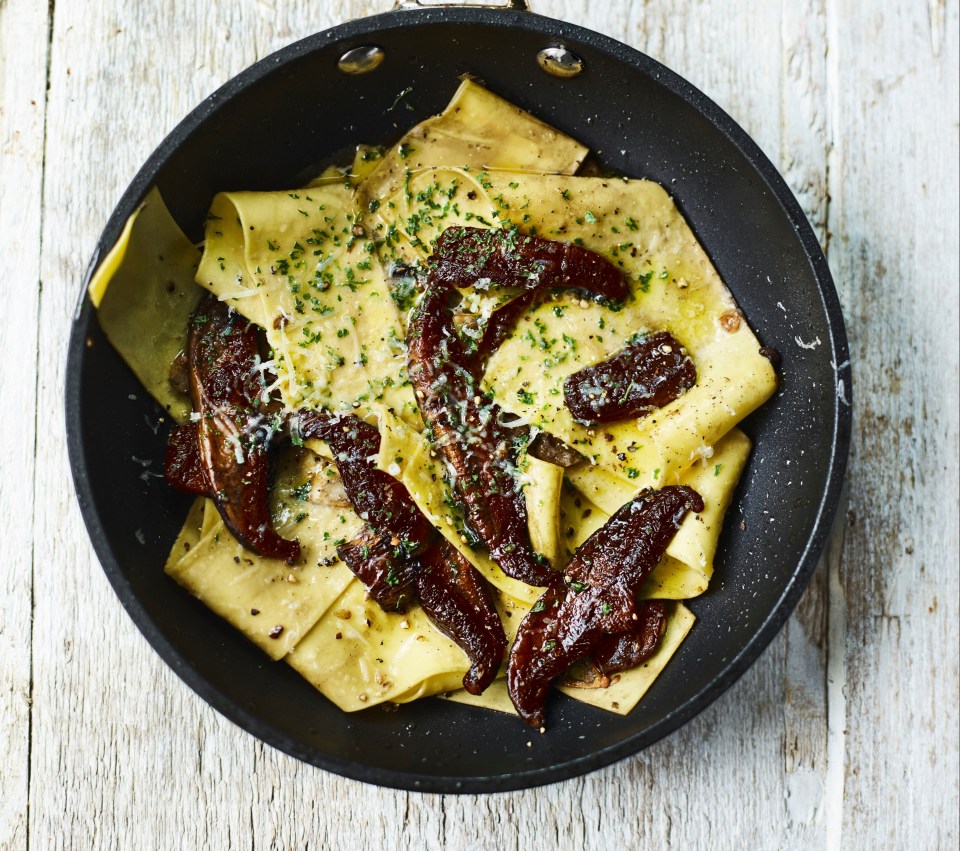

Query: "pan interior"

xmin=69 ymin=10 xmax=846 ymax=792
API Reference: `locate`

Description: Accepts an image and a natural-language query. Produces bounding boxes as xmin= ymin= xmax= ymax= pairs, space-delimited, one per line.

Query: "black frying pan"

xmin=66 ymin=4 xmax=851 ymax=793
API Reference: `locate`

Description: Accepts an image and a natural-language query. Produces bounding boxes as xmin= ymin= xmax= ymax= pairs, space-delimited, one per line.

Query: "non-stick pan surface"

xmin=66 ymin=7 xmax=851 ymax=793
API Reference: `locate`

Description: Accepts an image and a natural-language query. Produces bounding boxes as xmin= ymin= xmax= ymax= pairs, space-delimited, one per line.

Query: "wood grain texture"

xmin=827 ymin=1 xmax=960 ymax=847
xmin=0 ymin=1 xmax=956 ymax=849
xmin=779 ymin=2 xmax=831 ymax=844
xmin=0 ymin=1 xmax=50 ymax=848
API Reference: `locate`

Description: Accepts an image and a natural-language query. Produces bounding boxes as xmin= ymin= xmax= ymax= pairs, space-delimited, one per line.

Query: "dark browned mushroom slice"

xmin=592 ymin=600 xmax=669 ymax=677
xmin=294 ymin=411 xmax=434 ymax=557
xmin=408 ymin=284 xmax=553 ymax=587
xmin=527 ymin=430 xmax=586 ymax=468
xmin=507 ymin=485 xmax=703 ymax=728
xmin=430 ymin=226 xmax=629 ymax=301
xmin=338 ymin=527 xmax=419 ymax=613
xmin=164 ymin=422 xmax=210 ymax=494
xmin=295 ymin=410 xmax=507 ymax=694
xmin=183 ymin=295 xmax=300 ymax=564
xmin=415 ymin=540 xmax=507 ymax=695
xmin=407 ymin=227 xmax=629 ymax=588
xmin=563 ymin=330 xmax=696 ymax=426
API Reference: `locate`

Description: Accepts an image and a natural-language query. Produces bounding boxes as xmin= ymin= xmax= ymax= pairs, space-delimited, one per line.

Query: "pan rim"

xmin=65 ymin=6 xmax=851 ymax=794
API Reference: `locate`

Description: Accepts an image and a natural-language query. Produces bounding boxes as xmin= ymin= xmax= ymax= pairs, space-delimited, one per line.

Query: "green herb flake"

xmin=388 ymin=86 xmax=414 ymax=112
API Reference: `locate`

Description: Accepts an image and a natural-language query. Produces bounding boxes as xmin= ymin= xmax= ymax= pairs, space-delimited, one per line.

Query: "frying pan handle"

xmin=394 ymin=0 xmax=530 ymax=10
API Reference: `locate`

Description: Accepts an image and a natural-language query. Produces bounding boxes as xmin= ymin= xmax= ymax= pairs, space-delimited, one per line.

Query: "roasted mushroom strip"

xmin=563 ymin=330 xmax=696 ymax=426
xmin=175 ymin=295 xmax=300 ymax=564
xmin=592 ymin=600 xmax=668 ymax=677
xmin=507 ymin=486 xmax=703 ymax=727
xmin=295 ymin=411 xmax=434 ymax=557
xmin=338 ymin=527 xmax=419 ymax=613
xmin=293 ymin=409 xmax=428 ymax=611
xmin=430 ymin=226 xmax=629 ymax=299
xmin=408 ymin=227 xmax=629 ymax=587
xmin=416 ymin=541 xmax=507 ymax=694
xmin=164 ymin=422 xmax=210 ymax=494
xmin=409 ymin=283 xmax=552 ymax=586
xmin=294 ymin=410 xmax=506 ymax=694
xmin=526 ymin=430 xmax=585 ymax=468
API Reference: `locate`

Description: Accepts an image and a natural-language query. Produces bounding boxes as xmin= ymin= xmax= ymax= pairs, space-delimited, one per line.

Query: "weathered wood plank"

xmin=778 ymin=1 xmax=831 ymax=845
xmin=0 ymin=0 xmax=50 ymax=848
xmin=827 ymin=1 xmax=960 ymax=848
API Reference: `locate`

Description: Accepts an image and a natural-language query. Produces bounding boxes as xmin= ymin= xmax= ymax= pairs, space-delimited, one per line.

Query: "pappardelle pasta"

xmin=90 ymin=80 xmax=776 ymax=727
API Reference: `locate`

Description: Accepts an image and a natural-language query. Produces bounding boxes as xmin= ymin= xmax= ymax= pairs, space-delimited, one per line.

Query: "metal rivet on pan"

xmin=536 ymin=46 xmax=584 ymax=78
xmin=338 ymin=45 xmax=385 ymax=75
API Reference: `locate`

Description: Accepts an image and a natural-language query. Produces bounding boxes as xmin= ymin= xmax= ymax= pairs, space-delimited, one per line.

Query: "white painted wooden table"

xmin=2 ymin=1 xmax=957 ymax=848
